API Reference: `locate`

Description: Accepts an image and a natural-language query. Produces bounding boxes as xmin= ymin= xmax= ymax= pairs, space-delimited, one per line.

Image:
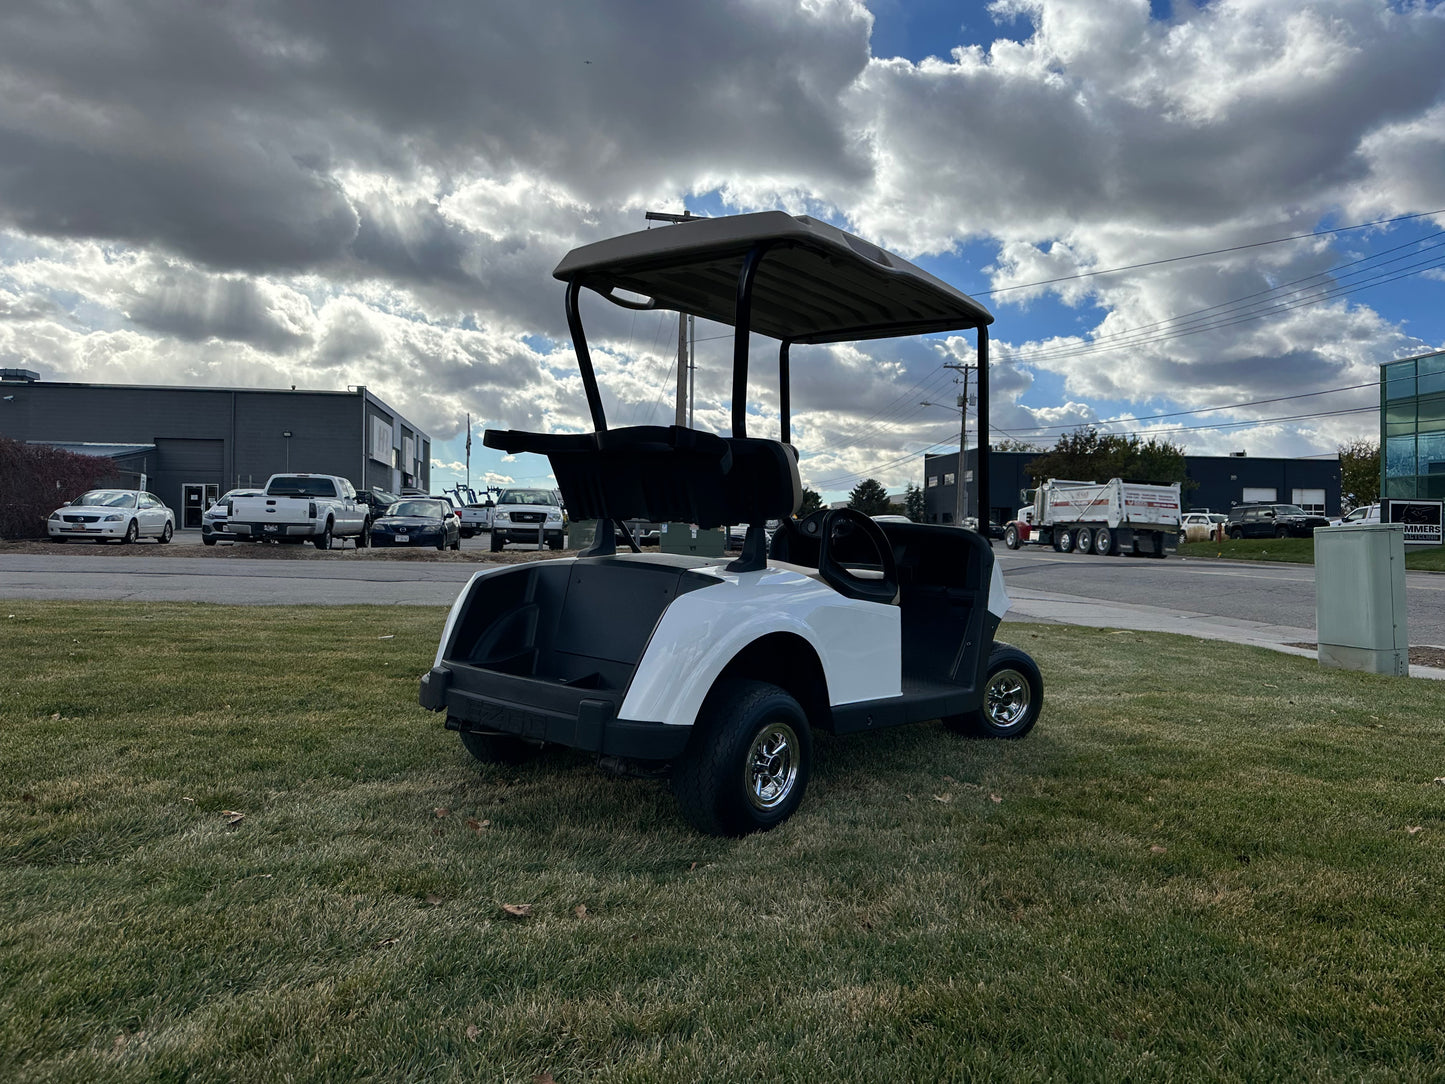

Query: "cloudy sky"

xmin=1 ymin=0 xmax=1442 ymax=501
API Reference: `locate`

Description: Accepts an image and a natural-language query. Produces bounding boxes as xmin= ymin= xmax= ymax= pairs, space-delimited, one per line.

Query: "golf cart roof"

xmin=553 ymin=211 xmax=992 ymax=344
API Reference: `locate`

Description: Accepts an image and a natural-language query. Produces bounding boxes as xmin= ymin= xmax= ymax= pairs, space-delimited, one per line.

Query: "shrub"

xmin=0 ymin=438 xmax=114 ymax=539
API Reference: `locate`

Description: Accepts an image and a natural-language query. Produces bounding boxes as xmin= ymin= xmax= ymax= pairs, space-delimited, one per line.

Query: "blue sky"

xmin=1 ymin=0 xmax=1442 ymax=502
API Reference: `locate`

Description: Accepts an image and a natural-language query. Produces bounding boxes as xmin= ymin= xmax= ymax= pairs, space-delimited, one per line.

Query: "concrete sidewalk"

xmin=1002 ymin=585 xmax=1445 ymax=681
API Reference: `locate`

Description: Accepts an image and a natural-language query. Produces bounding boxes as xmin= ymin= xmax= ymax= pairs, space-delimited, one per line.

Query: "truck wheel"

xmin=202 ymin=535 xmax=216 ymax=546
xmin=1095 ymin=526 xmax=1116 ymax=555
xmin=459 ymin=727 xmax=536 ymax=765
xmin=357 ymin=520 xmax=371 ymax=548
xmin=672 ymin=679 xmax=811 ymax=836
xmin=943 ymin=644 xmax=1042 ymax=739
xmin=1076 ymin=527 xmax=1094 ymax=554
xmin=1057 ymin=528 xmax=1074 ymax=553
xmin=548 ymin=534 xmax=564 ymax=551
xmin=1275 ymin=526 xmax=1289 ymax=539
xmin=1004 ymin=525 xmax=1020 ymax=549
xmin=1230 ymin=527 xmax=1243 ymax=540
xmin=314 ymin=522 xmax=332 ymax=550
xmin=489 ymin=532 xmax=504 ymax=553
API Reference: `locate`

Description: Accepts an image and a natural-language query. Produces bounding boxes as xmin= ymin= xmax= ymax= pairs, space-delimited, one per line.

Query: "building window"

xmin=927 ymin=475 xmax=938 ymax=488
xmin=943 ymin=472 xmax=955 ymax=486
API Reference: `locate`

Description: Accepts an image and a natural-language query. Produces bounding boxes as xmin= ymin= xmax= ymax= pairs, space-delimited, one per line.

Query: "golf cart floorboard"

xmin=831 ymin=675 xmax=974 ymax=734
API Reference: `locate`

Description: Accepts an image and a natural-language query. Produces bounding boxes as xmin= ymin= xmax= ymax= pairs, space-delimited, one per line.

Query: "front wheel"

xmin=1057 ymin=528 xmax=1074 ymax=553
xmin=1004 ymin=525 xmax=1020 ymax=549
xmin=1230 ymin=527 xmax=1244 ymax=540
xmin=489 ymin=532 xmax=504 ymax=553
xmin=202 ymin=535 xmax=217 ymax=546
xmin=120 ymin=519 xmax=139 ymax=544
xmin=1275 ymin=526 xmax=1289 ymax=538
xmin=1076 ymin=527 xmax=1094 ymax=555
xmin=547 ymin=534 xmax=564 ymax=551
xmin=159 ymin=522 xmax=173 ymax=544
xmin=356 ymin=520 xmax=371 ymax=548
xmin=943 ymin=644 xmax=1043 ymax=739
xmin=672 ymin=679 xmax=811 ymax=836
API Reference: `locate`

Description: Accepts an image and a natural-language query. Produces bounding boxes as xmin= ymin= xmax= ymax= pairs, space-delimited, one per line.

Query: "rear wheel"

xmin=459 ymin=727 xmax=537 ymax=765
xmin=1004 ymin=525 xmax=1020 ymax=549
xmin=1095 ymin=525 xmax=1115 ymax=555
xmin=943 ymin=644 xmax=1043 ymax=739
xmin=1076 ymin=527 xmax=1094 ymax=554
xmin=672 ymin=679 xmax=811 ymax=836
xmin=159 ymin=522 xmax=173 ymax=544
xmin=314 ymin=522 xmax=332 ymax=550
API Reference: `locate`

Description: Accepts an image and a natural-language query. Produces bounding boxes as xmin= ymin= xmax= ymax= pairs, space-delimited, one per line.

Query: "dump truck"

xmin=1003 ymin=478 xmax=1181 ymax=557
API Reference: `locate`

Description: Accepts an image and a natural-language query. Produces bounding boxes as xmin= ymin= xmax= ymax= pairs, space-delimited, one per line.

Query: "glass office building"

xmin=1382 ymin=349 xmax=1445 ymax=499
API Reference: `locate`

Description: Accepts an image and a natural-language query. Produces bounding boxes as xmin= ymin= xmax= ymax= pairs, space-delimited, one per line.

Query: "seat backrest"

xmin=484 ymin=425 xmax=799 ymax=528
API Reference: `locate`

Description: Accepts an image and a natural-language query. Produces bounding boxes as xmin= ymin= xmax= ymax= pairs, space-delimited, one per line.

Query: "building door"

xmin=181 ymin=484 xmax=215 ymax=529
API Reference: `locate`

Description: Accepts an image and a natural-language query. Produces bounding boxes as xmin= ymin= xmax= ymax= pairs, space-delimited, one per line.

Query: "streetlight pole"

xmin=644 ymin=210 xmax=698 ymax=428
xmin=943 ymin=363 xmax=974 ymax=525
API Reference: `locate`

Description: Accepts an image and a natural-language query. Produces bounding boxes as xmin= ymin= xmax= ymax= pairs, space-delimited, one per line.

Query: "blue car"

xmin=370 ymin=499 xmax=461 ymax=550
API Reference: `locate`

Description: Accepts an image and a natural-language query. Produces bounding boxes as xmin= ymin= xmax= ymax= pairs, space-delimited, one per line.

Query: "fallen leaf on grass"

xmin=1150 ymin=845 xmax=1168 ymax=854
xmin=989 ymin=793 xmax=1002 ymax=804
xmin=21 ymin=793 xmax=35 ymax=803
xmin=181 ymin=796 xmax=195 ymax=803
xmin=1407 ymin=826 xmax=1424 ymax=835
xmin=932 ymin=793 xmax=951 ymax=804
xmin=221 ymin=810 xmax=245 ymax=826
xmin=434 ymin=808 xmax=450 ymax=818
xmin=378 ymin=634 xmax=395 ymax=640
xmin=502 ymin=903 xmax=533 ymax=918
xmin=425 ymin=894 xmax=443 ymax=906
xmin=465 ymin=818 xmax=490 ymax=832
xmin=374 ymin=937 xmax=399 ymax=948
xmin=575 ymin=904 xmax=588 ymax=919
xmin=466 ymin=1024 xmax=480 ymax=1042
xmin=1262 ymin=683 xmax=1278 ymax=689
xmin=50 ymin=713 xmax=59 ymax=720
xmin=1434 ymin=778 xmax=1445 ymax=786
xmin=534 ymin=1074 xmax=556 ymax=1084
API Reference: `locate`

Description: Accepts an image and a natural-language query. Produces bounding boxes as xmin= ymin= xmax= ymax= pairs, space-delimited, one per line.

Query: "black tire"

xmin=1004 ymin=525 xmax=1020 ymax=549
xmin=1096 ymin=525 xmax=1116 ymax=555
xmin=547 ymin=534 xmax=564 ymax=551
xmin=458 ymin=727 xmax=536 ymax=765
xmin=1230 ymin=527 xmax=1244 ymax=540
xmin=450 ymin=536 xmax=461 ymax=551
xmin=943 ymin=644 xmax=1043 ymax=739
xmin=121 ymin=519 xmax=139 ymax=544
xmin=202 ymin=535 xmax=217 ymax=546
xmin=1076 ymin=527 xmax=1094 ymax=555
xmin=1178 ymin=531 xmax=1187 ymax=545
xmin=672 ymin=679 xmax=811 ymax=836
xmin=436 ymin=534 xmax=447 ymax=551
xmin=50 ymin=536 xmax=67 ymax=543
xmin=357 ymin=520 xmax=371 ymax=548
xmin=489 ymin=532 xmax=504 ymax=553
xmin=159 ymin=522 xmax=173 ymax=544
xmin=1275 ymin=526 xmax=1289 ymax=539
xmin=314 ymin=522 xmax=332 ymax=550
xmin=1057 ymin=528 xmax=1074 ymax=553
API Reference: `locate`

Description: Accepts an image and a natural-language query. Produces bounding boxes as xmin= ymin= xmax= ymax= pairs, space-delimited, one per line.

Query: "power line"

xmin=977 ymin=206 xmax=1445 ymax=296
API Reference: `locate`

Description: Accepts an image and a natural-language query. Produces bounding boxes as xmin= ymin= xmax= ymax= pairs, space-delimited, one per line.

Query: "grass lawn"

xmin=1178 ymin=537 xmax=1445 ymax=571
xmin=4 ymin=603 xmax=1445 ymax=1081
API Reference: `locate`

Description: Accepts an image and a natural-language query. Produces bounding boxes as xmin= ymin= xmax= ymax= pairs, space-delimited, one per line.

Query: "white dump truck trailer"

xmin=1004 ymin=478 xmax=1182 ymax=558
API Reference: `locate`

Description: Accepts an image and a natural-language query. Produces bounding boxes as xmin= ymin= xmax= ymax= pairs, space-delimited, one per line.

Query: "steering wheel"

xmin=816 ymin=508 xmax=899 ymax=605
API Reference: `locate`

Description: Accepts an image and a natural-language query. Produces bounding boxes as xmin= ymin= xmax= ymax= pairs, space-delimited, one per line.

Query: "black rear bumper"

xmin=420 ymin=664 xmax=690 ymax=761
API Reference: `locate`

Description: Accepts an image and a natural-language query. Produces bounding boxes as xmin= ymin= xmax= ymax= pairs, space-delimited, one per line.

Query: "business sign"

xmin=1382 ymin=498 xmax=1443 ymax=546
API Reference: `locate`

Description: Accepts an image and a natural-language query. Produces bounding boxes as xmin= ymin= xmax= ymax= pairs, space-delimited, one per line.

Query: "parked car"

xmin=1329 ymin=503 xmax=1381 ymax=527
xmin=489 ymin=487 xmax=566 ymax=551
xmin=354 ymin=486 xmax=400 ymax=522
xmin=1224 ymin=503 xmax=1332 ymax=539
xmin=201 ymin=488 xmax=264 ymax=545
xmin=370 ymin=498 xmax=462 ymax=550
xmin=48 ymin=489 xmax=175 ymax=544
xmin=1179 ymin=512 xmax=1227 ymax=543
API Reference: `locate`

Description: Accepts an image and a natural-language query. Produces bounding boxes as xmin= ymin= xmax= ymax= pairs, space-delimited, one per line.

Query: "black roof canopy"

xmin=553 ymin=211 xmax=993 ymax=343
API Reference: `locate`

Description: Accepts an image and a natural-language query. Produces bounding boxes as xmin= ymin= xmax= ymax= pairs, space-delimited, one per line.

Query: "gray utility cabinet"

xmin=1315 ymin=523 xmax=1408 ymax=676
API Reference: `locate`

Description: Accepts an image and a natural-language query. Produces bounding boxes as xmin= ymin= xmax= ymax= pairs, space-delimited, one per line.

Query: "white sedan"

xmin=48 ymin=489 xmax=176 ymax=544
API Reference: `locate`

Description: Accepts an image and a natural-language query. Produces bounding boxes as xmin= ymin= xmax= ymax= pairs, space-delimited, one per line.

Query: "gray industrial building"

xmin=924 ymin=448 xmax=1341 ymax=526
xmin=0 ymin=370 xmax=430 ymax=530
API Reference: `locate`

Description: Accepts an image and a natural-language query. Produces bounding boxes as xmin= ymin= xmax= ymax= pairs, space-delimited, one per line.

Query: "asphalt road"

xmin=3 ymin=532 xmax=1443 ymax=648
xmin=996 ymin=544 xmax=1445 ymax=647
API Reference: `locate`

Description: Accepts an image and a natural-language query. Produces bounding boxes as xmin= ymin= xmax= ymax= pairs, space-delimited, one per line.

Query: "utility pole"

xmin=943 ymin=363 xmax=973 ymax=526
xmin=644 ymin=209 xmax=698 ymax=427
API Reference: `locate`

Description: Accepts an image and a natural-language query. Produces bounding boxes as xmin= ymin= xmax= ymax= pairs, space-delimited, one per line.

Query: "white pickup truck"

xmin=227 ymin=473 xmax=371 ymax=549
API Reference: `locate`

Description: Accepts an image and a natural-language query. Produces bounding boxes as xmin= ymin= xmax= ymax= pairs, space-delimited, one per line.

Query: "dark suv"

xmin=1225 ymin=503 xmax=1331 ymax=539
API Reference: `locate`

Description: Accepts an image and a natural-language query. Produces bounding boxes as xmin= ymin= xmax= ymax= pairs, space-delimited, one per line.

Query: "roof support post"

xmin=731 ymin=244 xmax=769 ymax=439
xmin=779 ymin=341 xmax=791 ymax=444
xmin=565 ymin=279 xmax=609 ymax=431
xmin=976 ymin=325 xmax=990 ymax=539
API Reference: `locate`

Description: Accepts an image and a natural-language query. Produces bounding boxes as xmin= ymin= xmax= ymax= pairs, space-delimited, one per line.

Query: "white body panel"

xmin=230 ymin=473 xmax=368 ymax=540
xmin=618 ymin=564 xmax=901 ymax=727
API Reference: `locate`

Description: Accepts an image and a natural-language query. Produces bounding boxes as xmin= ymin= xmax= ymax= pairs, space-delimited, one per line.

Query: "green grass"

xmin=1179 ymin=537 xmax=1445 ymax=571
xmin=4 ymin=604 xmax=1445 ymax=1081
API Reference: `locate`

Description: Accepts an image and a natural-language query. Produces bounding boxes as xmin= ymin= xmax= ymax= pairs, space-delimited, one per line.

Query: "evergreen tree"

xmin=903 ymin=481 xmax=927 ymax=522
xmin=797 ymin=487 xmax=824 ymax=516
xmin=847 ymin=478 xmax=891 ymax=516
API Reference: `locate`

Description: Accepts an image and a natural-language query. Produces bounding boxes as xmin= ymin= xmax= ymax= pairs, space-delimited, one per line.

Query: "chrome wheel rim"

xmin=744 ymin=722 xmax=799 ymax=811
xmin=984 ymin=668 xmax=1032 ymax=730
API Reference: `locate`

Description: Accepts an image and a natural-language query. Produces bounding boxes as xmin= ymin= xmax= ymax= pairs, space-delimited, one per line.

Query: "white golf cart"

xmin=419 ymin=212 xmax=1043 ymax=835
